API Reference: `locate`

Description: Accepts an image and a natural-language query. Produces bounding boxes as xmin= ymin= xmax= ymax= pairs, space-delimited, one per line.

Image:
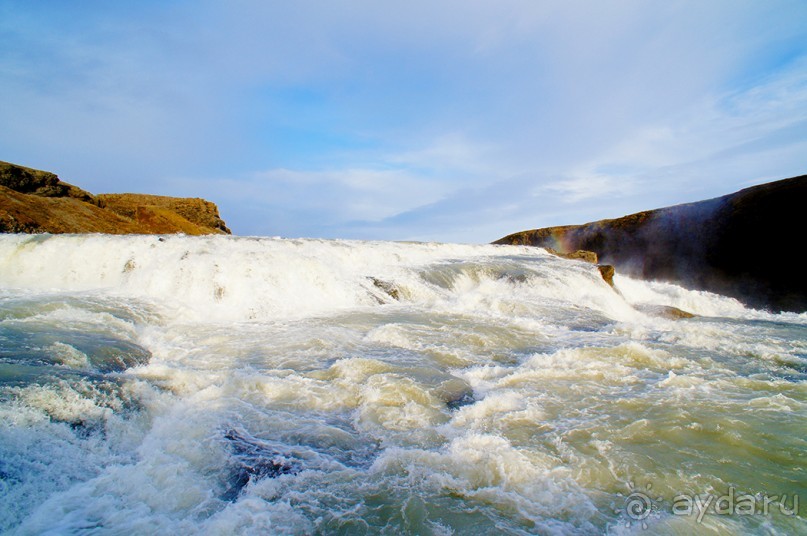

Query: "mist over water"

xmin=0 ymin=234 xmax=805 ymax=534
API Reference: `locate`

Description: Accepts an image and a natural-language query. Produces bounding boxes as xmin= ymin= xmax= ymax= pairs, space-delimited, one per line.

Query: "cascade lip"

xmin=0 ymin=234 xmax=772 ymax=324
xmin=4 ymin=159 xmax=806 ymax=314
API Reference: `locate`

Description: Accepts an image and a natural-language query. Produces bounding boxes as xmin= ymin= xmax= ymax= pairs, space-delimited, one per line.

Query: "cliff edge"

xmin=0 ymin=161 xmax=230 ymax=235
xmin=494 ymin=174 xmax=807 ymax=312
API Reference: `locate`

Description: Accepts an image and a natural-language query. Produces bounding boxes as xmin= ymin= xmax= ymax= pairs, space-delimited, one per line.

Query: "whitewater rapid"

xmin=0 ymin=234 xmax=804 ymax=534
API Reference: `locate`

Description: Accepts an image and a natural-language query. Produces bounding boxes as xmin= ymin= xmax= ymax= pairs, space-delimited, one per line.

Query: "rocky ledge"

xmin=1 ymin=161 xmax=230 ymax=235
xmin=494 ymin=174 xmax=807 ymax=313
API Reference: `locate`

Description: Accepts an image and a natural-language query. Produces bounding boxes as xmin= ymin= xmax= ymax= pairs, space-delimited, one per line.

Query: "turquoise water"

xmin=0 ymin=234 xmax=805 ymax=534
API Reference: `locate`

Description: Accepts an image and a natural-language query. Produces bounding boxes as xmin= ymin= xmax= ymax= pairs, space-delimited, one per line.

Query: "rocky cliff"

xmin=0 ymin=161 xmax=230 ymax=235
xmin=494 ymin=174 xmax=807 ymax=312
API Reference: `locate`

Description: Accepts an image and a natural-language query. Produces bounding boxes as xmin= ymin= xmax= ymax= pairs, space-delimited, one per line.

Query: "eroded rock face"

xmin=0 ymin=161 xmax=60 ymax=193
xmin=0 ymin=161 xmax=98 ymax=204
xmin=494 ymin=174 xmax=807 ymax=312
xmin=0 ymin=184 xmax=142 ymax=234
xmin=0 ymin=161 xmax=231 ymax=235
xmin=545 ymin=247 xmax=598 ymax=264
xmin=597 ymin=265 xmax=615 ymax=287
xmin=98 ymin=194 xmax=231 ymax=234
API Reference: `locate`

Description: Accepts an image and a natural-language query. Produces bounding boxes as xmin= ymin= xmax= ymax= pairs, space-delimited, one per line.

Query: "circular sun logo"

xmin=613 ymin=480 xmax=664 ymax=530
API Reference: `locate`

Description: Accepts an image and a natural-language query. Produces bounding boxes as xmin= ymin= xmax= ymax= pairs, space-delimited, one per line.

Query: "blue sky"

xmin=1 ymin=1 xmax=806 ymax=242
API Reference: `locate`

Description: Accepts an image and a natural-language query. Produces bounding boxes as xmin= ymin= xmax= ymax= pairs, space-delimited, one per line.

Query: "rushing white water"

xmin=0 ymin=234 xmax=804 ymax=535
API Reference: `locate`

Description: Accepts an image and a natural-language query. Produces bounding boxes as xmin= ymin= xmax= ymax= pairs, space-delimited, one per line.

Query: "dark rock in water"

xmin=0 ymin=468 xmax=15 ymax=484
xmin=69 ymin=419 xmax=106 ymax=439
xmin=501 ymin=272 xmax=529 ymax=284
xmin=222 ymin=429 xmax=300 ymax=502
xmin=369 ymin=277 xmax=401 ymax=301
xmin=546 ymin=247 xmax=598 ymax=264
xmin=494 ymin=174 xmax=807 ymax=312
xmin=434 ymin=377 xmax=476 ymax=411
xmin=598 ymin=265 xmax=615 ymax=287
xmin=446 ymin=392 xmax=476 ymax=411
xmin=493 ymin=267 xmax=531 ymax=284
xmin=635 ymin=304 xmax=696 ymax=319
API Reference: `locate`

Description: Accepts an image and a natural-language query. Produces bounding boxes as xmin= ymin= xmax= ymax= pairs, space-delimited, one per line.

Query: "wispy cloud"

xmin=1 ymin=1 xmax=805 ymax=240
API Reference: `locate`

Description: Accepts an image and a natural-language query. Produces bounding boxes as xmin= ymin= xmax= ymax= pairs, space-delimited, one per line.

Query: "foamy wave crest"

xmin=2 ymin=234 xmax=804 ymax=534
xmin=0 ymin=235 xmax=638 ymax=323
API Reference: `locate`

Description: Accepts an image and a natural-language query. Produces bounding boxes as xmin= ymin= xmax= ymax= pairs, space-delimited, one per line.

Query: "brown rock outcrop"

xmin=597 ymin=265 xmax=615 ymax=287
xmin=0 ymin=161 xmax=230 ymax=236
xmin=0 ymin=161 xmax=98 ymax=204
xmin=0 ymin=184 xmax=142 ymax=234
xmin=494 ymin=174 xmax=807 ymax=312
xmin=545 ymin=247 xmax=598 ymax=264
xmin=98 ymin=194 xmax=231 ymax=234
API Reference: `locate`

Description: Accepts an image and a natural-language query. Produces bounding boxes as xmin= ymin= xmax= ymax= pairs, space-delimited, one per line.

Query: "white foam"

xmin=2 ymin=235 xmax=805 ymax=534
xmin=0 ymin=235 xmax=646 ymax=324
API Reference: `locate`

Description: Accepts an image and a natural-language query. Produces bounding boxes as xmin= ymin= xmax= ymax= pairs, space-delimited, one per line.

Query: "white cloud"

xmin=542 ymin=175 xmax=637 ymax=204
xmin=1 ymin=0 xmax=806 ymax=240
